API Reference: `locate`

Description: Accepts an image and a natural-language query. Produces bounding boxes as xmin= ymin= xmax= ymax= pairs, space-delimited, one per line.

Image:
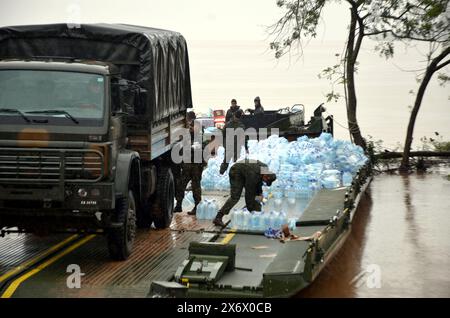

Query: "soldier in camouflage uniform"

xmin=175 ymin=161 xmax=204 ymax=215
xmin=219 ymin=109 xmax=247 ymax=175
xmin=174 ymin=111 xmax=206 ymax=216
xmin=213 ymin=159 xmax=276 ymax=227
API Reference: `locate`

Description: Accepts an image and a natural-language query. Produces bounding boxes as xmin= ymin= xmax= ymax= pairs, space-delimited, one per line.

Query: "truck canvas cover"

xmin=0 ymin=23 xmax=192 ymax=122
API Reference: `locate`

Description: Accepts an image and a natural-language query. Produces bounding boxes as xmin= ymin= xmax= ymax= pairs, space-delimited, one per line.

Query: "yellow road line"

xmin=1 ymin=234 xmax=96 ymax=298
xmin=220 ymin=229 xmax=236 ymax=244
xmin=0 ymin=234 xmax=79 ymax=284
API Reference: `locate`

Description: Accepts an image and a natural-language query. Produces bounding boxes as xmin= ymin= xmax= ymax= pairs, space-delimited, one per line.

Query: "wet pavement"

xmin=298 ymin=165 xmax=450 ymax=297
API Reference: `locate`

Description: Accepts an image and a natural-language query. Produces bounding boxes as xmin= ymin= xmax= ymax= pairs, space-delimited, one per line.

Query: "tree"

xmin=363 ymin=0 xmax=449 ymax=170
xmin=399 ymin=45 xmax=449 ymax=170
xmin=268 ymin=0 xmax=449 ymax=150
xmin=366 ymin=0 xmax=450 ymax=171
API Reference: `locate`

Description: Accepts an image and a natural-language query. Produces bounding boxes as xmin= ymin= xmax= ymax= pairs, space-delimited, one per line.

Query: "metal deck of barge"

xmin=0 ymin=166 xmax=371 ymax=298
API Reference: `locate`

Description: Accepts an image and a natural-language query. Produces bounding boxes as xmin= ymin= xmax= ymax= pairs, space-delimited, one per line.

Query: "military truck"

xmin=0 ymin=24 xmax=192 ymax=260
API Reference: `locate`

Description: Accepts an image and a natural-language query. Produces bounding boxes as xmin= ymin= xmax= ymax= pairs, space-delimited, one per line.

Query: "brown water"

xmin=298 ymin=165 xmax=450 ymax=298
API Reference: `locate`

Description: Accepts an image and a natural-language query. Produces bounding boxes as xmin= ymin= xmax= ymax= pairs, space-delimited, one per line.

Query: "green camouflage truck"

xmin=0 ymin=24 xmax=192 ymax=260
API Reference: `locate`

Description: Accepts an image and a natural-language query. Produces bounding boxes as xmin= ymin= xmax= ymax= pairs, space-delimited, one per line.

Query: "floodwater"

xmin=298 ymin=165 xmax=450 ymax=298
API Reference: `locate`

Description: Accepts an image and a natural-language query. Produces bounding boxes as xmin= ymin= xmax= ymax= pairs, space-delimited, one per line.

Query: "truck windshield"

xmin=0 ymin=70 xmax=105 ymax=126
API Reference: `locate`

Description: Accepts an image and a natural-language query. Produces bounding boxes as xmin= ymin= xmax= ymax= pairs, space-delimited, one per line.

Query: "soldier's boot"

xmin=187 ymin=203 xmax=199 ymax=216
xmin=174 ymin=202 xmax=183 ymax=213
xmin=213 ymin=211 xmax=225 ymax=227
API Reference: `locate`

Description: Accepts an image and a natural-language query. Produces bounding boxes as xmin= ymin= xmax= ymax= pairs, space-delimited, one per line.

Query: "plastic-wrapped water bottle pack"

xmin=229 ymin=208 xmax=296 ymax=232
xmin=196 ymin=199 xmax=220 ymax=220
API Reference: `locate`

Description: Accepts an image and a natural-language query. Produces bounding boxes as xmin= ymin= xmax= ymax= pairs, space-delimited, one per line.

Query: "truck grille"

xmin=0 ymin=148 xmax=104 ymax=182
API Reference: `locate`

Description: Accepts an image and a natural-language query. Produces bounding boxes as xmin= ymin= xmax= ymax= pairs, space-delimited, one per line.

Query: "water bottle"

xmin=205 ymin=200 xmax=214 ymax=220
xmin=252 ymin=211 xmax=263 ymax=231
xmin=197 ymin=201 xmax=206 ymax=220
xmin=272 ymin=212 xmax=282 ymax=230
xmin=242 ymin=209 xmax=251 ymax=230
xmin=213 ymin=199 xmax=219 ymax=211
xmin=249 ymin=212 xmax=257 ymax=231
xmin=203 ymin=200 xmax=212 ymax=220
xmin=263 ymin=212 xmax=271 ymax=231
xmin=269 ymin=211 xmax=278 ymax=229
xmin=186 ymin=191 xmax=194 ymax=205
xmin=286 ymin=186 xmax=296 ymax=205
xmin=230 ymin=208 xmax=238 ymax=228
xmin=235 ymin=209 xmax=244 ymax=230
xmin=274 ymin=198 xmax=283 ymax=211
xmin=208 ymin=199 xmax=218 ymax=220
xmin=279 ymin=212 xmax=288 ymax=228
xmin=342 ymin=172 xmax=353 ymax=187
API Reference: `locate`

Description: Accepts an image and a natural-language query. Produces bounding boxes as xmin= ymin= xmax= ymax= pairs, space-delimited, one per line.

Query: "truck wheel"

xmin=107 ymin=190 xmax=137 ymax=260
xmin=152 ymin=166 xmax=174 ymax=229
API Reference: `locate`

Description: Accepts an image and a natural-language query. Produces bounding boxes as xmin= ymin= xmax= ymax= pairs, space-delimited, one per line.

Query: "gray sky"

xmin=1 ymin=0 xmax=448 ymax=146
xmin=0 ymin=0 xmax=347 ymax=41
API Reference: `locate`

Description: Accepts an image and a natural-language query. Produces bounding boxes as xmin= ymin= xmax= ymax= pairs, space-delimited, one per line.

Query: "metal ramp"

xmin=298 ymin=188 xmax=348 ymax=225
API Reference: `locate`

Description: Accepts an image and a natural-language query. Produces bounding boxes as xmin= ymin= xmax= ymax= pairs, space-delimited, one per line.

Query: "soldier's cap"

xmin=260 ymin=166 xmax=276 ymax=185
xmin=231 ymin=98 xmax=237 ymax=103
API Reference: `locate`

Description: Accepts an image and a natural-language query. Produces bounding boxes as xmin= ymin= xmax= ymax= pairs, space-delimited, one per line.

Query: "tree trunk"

xmin=399 ymin=47 xmax=450 ymax=171
xmin=377 ymin=151 xmax=450 ymax=160
xmin=345 ymin=7 xmax=367 ymax=150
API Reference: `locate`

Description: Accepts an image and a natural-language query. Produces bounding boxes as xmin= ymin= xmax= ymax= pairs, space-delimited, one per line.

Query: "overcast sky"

xmin=0 ymin=0 xmax=348 ymax=41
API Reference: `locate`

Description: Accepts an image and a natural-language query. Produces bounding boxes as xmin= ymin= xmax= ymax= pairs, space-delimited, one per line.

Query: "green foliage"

xmin=375 ymin=41 xmax=395 ymax=59
xmin=437 ymin=73 xmax=450 ymax=86
xmin=270 ymin=0 xmax=449 ymax=60
xmin=419 ymin=132 xmax=450 ymax=151
xmin=325 ymin=91 xmax=342 ymax=102
xmin=366 ymin=136 xmax=381 ymax=166
xmin=318 ymin=53 xmax=346 ymax=102
xmin=269 ymin=0 xmax=327 ymax=59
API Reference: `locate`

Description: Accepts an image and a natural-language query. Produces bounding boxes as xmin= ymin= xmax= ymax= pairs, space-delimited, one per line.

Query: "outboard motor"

xmin=313 ymin=103 xmax=326 ymax=117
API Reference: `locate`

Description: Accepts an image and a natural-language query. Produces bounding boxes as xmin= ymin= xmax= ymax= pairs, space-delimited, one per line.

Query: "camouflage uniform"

xmin=175 ymin=162 xmax=204 ymax=207
xmin=225 ymin=105 xmax=240 ymax=123
xmin=174 ymin=126 xmax=209 ymax=213
xmin=218 ymin=160 xmax=272 ymax=216
xmin=220 ymin=118 xmax=248 ymax=174
xmin=223 ymin=118 xmax=246 ymax=161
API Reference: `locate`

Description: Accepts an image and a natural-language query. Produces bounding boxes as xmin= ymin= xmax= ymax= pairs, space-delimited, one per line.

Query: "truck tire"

xmin=152 ymin=166 xmax=175 ymax=229
xmin=136 ymin=199 xmax=153 ymax=229
xmin=107 ymin=190 xmax=137 ymax=260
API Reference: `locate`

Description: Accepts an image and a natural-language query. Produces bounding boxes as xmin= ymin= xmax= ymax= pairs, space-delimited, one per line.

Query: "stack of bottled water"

xmin=200 ymin=133 xmax=368 ymax=192
xmin=230 ymin=208 xmax=296 ymax=232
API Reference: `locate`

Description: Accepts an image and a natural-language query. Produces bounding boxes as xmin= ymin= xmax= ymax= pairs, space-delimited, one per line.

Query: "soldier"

xmin=174 ymin=111 xmax=205 ymax=215
xmin=213 ymin=159 xmax=276 ymax=227
xmin=219 ymin=109 xmax=247 ymax=175
xmin=245 ymin=96 xmax=265 ymax=115
xmin=225 ymin=99 xmax=240 ymax=123
xmin=253 ymin=96 xmax=264 ymax=115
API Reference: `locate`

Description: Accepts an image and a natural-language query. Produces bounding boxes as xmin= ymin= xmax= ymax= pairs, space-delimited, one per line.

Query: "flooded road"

xmin=299 ymin=165 xmax=450 ymax=297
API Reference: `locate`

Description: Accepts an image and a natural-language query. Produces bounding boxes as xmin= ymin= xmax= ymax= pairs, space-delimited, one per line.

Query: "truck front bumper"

xmin=0 ymin=182 xmax=116 ymax=229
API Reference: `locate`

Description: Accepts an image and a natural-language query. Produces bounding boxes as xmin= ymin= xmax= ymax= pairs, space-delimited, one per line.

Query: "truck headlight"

xmin=77 ymin=188 xmax=88 ymax=198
